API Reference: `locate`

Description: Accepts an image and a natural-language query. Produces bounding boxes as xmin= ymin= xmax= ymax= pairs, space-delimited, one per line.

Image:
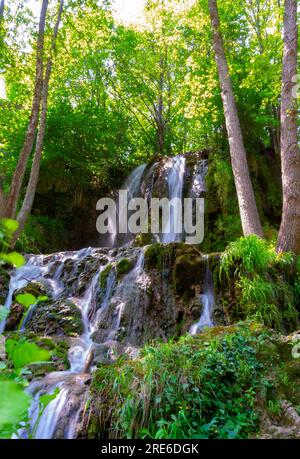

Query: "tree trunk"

xmin=2 ymin=0 xmax=48 ymax=219
xmin=12 ymin=0 xmax=64 ymax=244
xmin=0 ymin=0 xmax=4 ymax=20
xmin=276 ymin=0 xmax=300 ymax=254
xmin=208 ymin=0 xmax=263 ymax=237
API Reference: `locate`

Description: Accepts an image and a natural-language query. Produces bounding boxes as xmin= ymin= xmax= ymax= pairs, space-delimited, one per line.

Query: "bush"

xmin=89 ymin=326 xmax=263 ymax=439
xmin=220 ymin=236 xmax=299 ymax=330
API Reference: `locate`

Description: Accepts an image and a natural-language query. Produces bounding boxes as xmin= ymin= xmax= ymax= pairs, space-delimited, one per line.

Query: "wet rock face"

xmin=92 ymin=243 xmax=224 ymax=346
xmin=14 ymin=281 xmax=46 ymax=299
xmin=0 ymin=267 xmax=10 ymax=304
xmin=5 ymin=303 xmax=25 ymax=331
xmin=25 ymin=299 xmax=84 ymax=337
xmin=4 ymin=281 xmax=47 ymax=331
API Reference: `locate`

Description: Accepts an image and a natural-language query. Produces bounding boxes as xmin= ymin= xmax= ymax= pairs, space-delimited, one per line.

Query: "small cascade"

xmin=109 ymin=248 xmax=145 ymax=340
xmin=190 ymin=260 xmax=215 ymax=335
xmin=0 ymin=258 xmax=44 ymax=333
xmin=191 ymin=159 xmax=208 ymax=196
xmin=2 ymin=151 xmax=217 ymax=439
xmin=107 ymin=164 xmax=146 ymax=247
xmin=161 ymin=156 xmax=186 ymax=243
xmin=123 ymin=164 xmax=147 ymax=201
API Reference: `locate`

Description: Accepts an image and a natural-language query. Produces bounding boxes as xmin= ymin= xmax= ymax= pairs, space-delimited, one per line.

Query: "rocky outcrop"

xmin=25 ymin=299 xmax=83 ymax=337
xmin=0 ymin=267 xmax=10 ymax=305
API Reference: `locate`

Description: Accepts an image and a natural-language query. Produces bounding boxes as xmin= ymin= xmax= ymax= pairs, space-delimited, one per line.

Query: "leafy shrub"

xmin=0 ymin=218 xmax=58 ymax=438
xmin=220 ymin=236 xmax=299 ymax=330
xmin=89 ymin=326 xmax=262 ymax=439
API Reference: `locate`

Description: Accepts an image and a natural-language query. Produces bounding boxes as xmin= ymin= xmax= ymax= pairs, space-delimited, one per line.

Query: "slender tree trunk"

xmin=208 ymin=0 xmax=263 ymax=237
xmin=276 ymin=0 xmax=300 ymax=254
xmin=12 ymin=0 xmax=64 ymax=244
xmin=2 ymin=0 xmax=48 ymax=219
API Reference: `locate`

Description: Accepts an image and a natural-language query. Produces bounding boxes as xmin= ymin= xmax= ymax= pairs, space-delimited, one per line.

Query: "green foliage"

xmin=6 ymin=338 xmax=51 ymax=369
xmin=15 ymin=293 xmax=36 ymax=309
xmin=116 ymin=258 xmax=134 ymax=278
xmin=90 ymin=327 xmax=262 ymax=439
xmin=99 ymin=263 xmax=113 ymax=290
xmin=0 ymin=219 xmax=25 ymax=267
xmin=0 ymin=380 xmax=31 ymax=438
xmin=0 ymin=336 xmax=55 ymax=439
xmin=220 ymin=236 xmax=299 ymax=330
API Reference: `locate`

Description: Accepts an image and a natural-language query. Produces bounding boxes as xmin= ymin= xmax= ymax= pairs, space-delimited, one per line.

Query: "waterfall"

xmin=0 ymin=258 xmax=44 ymax=333
xmin=2 ymin=152 xmax=216 ymax=439
xmin=190 ymin=261 xmax=215 ymax=335
xmin=107 ymin=164 xmax=146 ymax=247
xmin=161 ymin=156 xmax=186 ymax=243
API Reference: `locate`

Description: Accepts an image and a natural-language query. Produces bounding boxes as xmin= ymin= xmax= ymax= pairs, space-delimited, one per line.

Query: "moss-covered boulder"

xmin=5 ymin=303 xmax=25 ymax=331
xmin=13 ymin=281 xmax=46 ymax=299
xmin=25 ymin=299 xmax=83 ymax=337
xmin=116 ymin=258 xmax=134 ymax=278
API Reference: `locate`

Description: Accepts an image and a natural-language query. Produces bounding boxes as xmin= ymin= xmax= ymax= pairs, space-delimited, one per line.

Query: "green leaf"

xmin=1 ymin=219 xmax=19 ymax=234
xmin=37 ymin=296 xmax=48 ymax=303
xmin=6 ymin=339 xmax=51 ymax=369
xmin=0 ymin=379 xmax=31 ymax=439
xmin=1 ymin=252 xmax=25 ymax=268
xmin=16 ymin=293 xmax=37 ymax=309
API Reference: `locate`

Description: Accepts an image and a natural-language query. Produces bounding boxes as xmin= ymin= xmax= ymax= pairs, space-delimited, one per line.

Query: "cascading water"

xmin=107 ymin=164 xmax=146 ymax=247
xmin=190 ymin=260 xmax=215 ymax=335
xmin=2 ymin=152 xmax=216 ymax=439
xmin=161 ymin=156 xmax=186 ymax=243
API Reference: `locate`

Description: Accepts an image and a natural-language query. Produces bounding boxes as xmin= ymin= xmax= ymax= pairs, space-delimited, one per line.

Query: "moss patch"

xmin=99 ymin=263 xmax=113 ymax=290
xmin=116 ymin=258 xmax=134 ymax=278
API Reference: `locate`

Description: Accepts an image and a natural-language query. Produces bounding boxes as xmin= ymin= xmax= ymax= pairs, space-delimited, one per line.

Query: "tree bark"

xmin=12 ymin=0 xmax=64 ymax=244
xmin=276 ymin=0 xmax=300 ymax=254
xmin=2 ymin=0 xmax=48 ymax=219
xmin=208 ymin=0 xmax=263 ymax=237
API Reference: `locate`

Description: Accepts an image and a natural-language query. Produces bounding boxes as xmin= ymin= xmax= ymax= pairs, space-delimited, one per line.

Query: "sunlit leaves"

xmin=6 ymin=339 xmax=51 ymax=369
xmin=0 ymin=379 xmax=31 ymax=439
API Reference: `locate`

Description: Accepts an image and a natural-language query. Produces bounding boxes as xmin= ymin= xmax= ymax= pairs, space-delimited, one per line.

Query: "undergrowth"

xmin=89 ymin=325 xmax=264 ymax=439
xmin=220 ymin=236 xmax=299 ymax=331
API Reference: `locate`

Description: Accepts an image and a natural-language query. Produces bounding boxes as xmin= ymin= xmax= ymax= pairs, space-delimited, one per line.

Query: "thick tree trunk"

xmin=276 ymin=0 xmax=300 ymax=254
xmin=208 ymin=0 xmax=263 ymax=237
xmin=12 ymin=0 xmax=64 ymax=244
xmin=3 ymin=0 xmax=48 ymax=219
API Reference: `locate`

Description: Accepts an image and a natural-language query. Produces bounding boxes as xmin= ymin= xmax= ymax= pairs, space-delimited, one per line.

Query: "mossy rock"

xmin=133 ymin=232 xmax=154 ymax=247
xmin=144 ymin=243 xmax=174 ymax=270
xmin=13 ymin=281 xmax=46 ymax=300
xmin=0 ymin=267 xmax=10 ymax=304
xmin=4 ymin=303 xmax=25 ymax=331
xmin=116 ymin=258 xmax=134 ymax=278
xmin=172 ymin=252 xmax=205 ymax=297
xmin=25 ymin=299 xmax=83 ymax=337
xmin=99 ymin=263 xmax=113 ymax=290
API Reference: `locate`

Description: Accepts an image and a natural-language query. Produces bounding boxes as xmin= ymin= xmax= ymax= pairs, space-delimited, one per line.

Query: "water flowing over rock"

xmin=1 ymin=152 xmax=222 ymax=439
